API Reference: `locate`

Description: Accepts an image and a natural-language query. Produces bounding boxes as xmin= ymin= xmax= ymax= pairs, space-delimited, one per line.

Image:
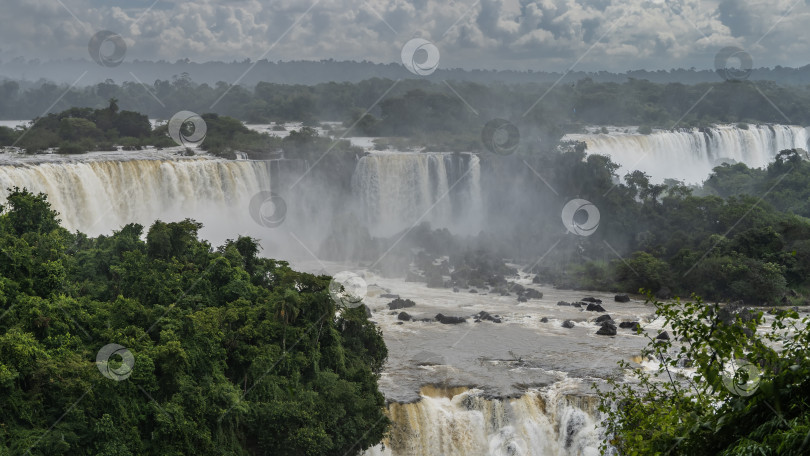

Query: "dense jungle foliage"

xmin=0 ymin=189 xmax=388 ymax=455
xmin=599 ymin=294 xmax=810 ymax=455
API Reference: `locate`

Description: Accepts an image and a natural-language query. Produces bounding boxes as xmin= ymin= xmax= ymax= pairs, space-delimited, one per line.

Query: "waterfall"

xmin=352 ymin=152 xmax=484 ymax=236
xmin=566 ymin=124 xmax=809 ymax=183
xmin=0 ymin=157 xmax=272 ymax=238
xmin=364 ymin=383 xmax=603 ymax=456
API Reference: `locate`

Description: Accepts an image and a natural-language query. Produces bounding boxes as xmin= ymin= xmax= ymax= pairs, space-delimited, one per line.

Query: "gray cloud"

xmin=1 ymin=0 xmax=809 ymax=71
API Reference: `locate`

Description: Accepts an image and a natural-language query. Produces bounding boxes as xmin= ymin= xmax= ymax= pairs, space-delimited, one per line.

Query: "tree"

xmin=598 ymin=293 xmax=810 ymax=455
xmin=0 ymin=189 xmax=389 ymax=456
xmin=0 ymin=187 xmax=61 ymax=236
xmin=275 ymin=288 xmax=301 ymax=351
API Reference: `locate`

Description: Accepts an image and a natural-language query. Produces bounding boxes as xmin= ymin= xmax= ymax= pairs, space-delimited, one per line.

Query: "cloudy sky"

xmin=2 ymin=0 xmax=809 ymax=72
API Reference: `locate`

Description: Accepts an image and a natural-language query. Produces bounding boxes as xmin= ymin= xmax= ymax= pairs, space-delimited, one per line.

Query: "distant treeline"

xmin=2 ymin=76 xmax=809 ymax=153
xmin=3 ymin=58 xmax=810 ymax=87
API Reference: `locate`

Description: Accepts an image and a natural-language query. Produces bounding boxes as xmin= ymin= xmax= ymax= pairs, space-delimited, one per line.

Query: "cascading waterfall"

xmin=0 ymin=157 xmax=272 ymax=237
xmin=352 ymin=152 xmax=484 ymax=236
xmin=566 ymin=124 xmax=809 ymax=183
xmin=364 ymin=383 xmax=602 ymax=456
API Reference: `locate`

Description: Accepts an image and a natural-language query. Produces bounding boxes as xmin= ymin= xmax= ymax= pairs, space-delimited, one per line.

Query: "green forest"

xmin=1 ymin=76 xmax=809 ymax=150
xmin=525 ymin=148 xmax=810 ymax=305
xmin=0 ymin=189 xmax=388 ymax=455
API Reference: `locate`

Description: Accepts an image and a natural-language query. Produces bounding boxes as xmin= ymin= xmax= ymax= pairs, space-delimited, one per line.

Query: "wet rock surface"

xmin=435 ymin=313 xmax=467 ymax=324
xmin=388 ymin=298 xmax=416 ymax=310
xmin=596 ymin=322 xmax=617 ymax=336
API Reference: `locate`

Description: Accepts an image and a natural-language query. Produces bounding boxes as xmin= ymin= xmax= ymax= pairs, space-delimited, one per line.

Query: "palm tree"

xmin=275 ymin=289 xmax=301 ymax=352
xmin=108 ymin=98 xmax=119 ymax=114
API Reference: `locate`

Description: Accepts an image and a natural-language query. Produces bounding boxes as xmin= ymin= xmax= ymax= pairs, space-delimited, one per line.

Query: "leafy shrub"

xmin=598 ymin=293 xmax=810 ymax=455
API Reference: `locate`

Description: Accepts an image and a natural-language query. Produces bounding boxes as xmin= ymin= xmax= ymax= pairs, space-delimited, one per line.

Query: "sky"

xmin=1 ymin=0 xmax=809 ymax=72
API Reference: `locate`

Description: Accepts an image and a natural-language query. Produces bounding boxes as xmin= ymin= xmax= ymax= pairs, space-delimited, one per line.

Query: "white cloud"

xmin=0 ymin=0 xmax=808 ymax=71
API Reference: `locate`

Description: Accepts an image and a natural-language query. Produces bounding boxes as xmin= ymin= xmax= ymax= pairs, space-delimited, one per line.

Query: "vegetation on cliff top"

xmin=0 ymin=188 xmax=388 ymax=455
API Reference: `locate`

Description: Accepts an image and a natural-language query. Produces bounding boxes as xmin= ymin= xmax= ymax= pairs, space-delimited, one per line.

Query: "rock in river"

xmin=435 ymin=313 xmax=467 ymax=324
xmin=594 ymin=314 xmax=613 ymax=324
xmin=596 ymin=322 xmax=617 ymax=336
xmin=388 ymin=298 xmax=416 ymax=310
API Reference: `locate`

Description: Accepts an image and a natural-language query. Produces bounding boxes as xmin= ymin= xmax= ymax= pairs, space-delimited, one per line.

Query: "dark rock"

xmin=595 ymin=314 xmax=613 ymax=324
xmin=362 ymin=305 xmax=372 ymax=318
xmin=717 ymin=305 xmax=757 ymax=326
xmin=619 ymin=321 xmax=640 ymax=331
xmin=614 ymin=294 xmax=630 ymax=303
xmin=435 ymin=313 xmax=467 ymax=324
xmin=586 ymin=303 xmax=606 ymax=312
xmin=389 ymin=311 xmax=399 ymax=315
xmin=500 ymin=291 xmax=510 ymax=296
xmin=656 ymin=331 xmax=670 ymax=340
xmin=477 ymin=311 xmax=502 ymax=323
xmin=557 ymin=301 xmax=571 ymax=306
xmin=387 ymin=298 xmax=416 ymax=310
xmin=517 ymin=296 xmax=528 ymax=303
xmin=562 ymin=320 xmax=575 ymax=329
xmin=540 ymin=317 xmax=549 ymax=323
xmin=582 ymin=297 xmax=602 ymax=303
xmin=397 ymin=312 xmax=412 ymax=321
xmin=453 ymin=287 xmax=460 ymax=293
xmin=380 ymin=293 xmax=400 ymax=299
xmin=572 ymin=302 xmax=582 ymax=308
xmin=655 ymin=287 xmax=672 ymax=299
xmin=523 ymin=288 xmax=543 ymax=299
xmin=419 ymin=318 xmax=433 ymax=322
xmin=469 ymin=289 xmax=478 ymax=294
xmin=716 ymin=304 xmax=758 ymax=337
xmin=396 ymin=321 xmax=404 ymax=325
xmin=596 ymin=322 xmax=617 ymax=336
xmin=532 ymin=275 xmax=542 ymax=284
xmin=511 ymin=283 xmax=526 ymax=294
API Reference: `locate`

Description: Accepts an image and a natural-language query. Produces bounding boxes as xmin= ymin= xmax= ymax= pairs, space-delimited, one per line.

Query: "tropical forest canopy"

xmin=0 ymin=188 xmax=388 ymax=455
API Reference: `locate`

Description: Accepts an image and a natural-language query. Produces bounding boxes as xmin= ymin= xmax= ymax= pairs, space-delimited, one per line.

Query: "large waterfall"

xmin=352 ymin=152 xmax=483 ymax=236
xmin=0 ymin=151 xmax=485 ymax=254
xmin=0 ymin=156 xmax=272 ymax=238
xmin=364 ymin=384 xmax=602 ymax=456
xmin=566 ymin=124 xmax=809 ymax=183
